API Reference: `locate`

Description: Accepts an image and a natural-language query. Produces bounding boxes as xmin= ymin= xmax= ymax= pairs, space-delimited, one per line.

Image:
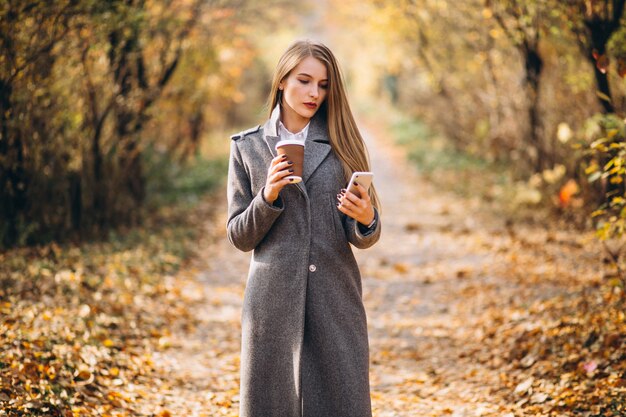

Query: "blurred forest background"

xmin=3 ymin=0 xmax=626 ymax=416
xmin=3 ymin=0 xmax=626 ymax=247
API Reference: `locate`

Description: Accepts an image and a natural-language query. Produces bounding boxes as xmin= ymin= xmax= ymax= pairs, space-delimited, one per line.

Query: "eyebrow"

xmin=297 ymin=73 xmax=328 ymax=82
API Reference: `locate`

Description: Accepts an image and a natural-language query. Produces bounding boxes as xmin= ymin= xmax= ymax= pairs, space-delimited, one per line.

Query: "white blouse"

xmin=275 ymin=105 xmax=310 ymax=143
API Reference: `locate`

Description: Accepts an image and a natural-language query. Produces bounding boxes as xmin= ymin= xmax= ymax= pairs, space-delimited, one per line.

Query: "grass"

xmin=382 ymin=109 xmax=513 ymax=203
xmin=392 ymin=117 xmax=492 ymax=171
xmin=145 ymin=148 xmax=228 ymax=209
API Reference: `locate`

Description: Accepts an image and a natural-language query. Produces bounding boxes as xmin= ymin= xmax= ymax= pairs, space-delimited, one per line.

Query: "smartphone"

xmin=346 ymin=172 xmax=374 ymax=198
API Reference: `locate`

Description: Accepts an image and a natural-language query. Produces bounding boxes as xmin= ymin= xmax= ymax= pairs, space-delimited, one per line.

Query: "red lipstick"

xmin=304 ymin=102 xmax=317 ymax=109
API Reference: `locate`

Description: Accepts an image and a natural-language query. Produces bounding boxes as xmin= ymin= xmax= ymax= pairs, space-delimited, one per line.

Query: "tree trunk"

xmin=0 ymin=79 xmax=27 ymax=247
xmin=587 ymin=45 xmax=615 ymax=114
xmin=581 ymin=0 xmax=626 ymax=114
xmin=523 ymin=47 xmax=546 ymax=171
xmin=108 ymin=26 xmax=146 ymax=222
xmin=92 ymin=116 xmax=106 ymax=228
xmin=69 ymin=171 xmax=82 ymax=233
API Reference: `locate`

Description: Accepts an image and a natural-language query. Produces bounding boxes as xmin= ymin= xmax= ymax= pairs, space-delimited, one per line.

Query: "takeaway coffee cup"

xmin=275 ymin=140 xmax=304 ymax=184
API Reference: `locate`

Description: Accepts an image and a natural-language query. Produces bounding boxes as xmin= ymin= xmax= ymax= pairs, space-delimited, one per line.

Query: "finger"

xmin=342 ymin=190 xmax=367 ymax=208
xmin=268 ymin=176 xmax=295 ymax=195
xmin=337 ymin=195 xmax=352 ymax=209
xmin=336 ymin=202 xmax=349 ymax=214
xmin=275 ymin=177 xmax=295 ymax=188
xmin=338 ymin=195 xmax=363 ymax=214
xmin=271 ymin=154 xmax=289 ymax=167
xmin=337 ymin=203 xmax=358 ymax=220
xmin=354 ymin=183 xmax=371 ymax=202
xmin=270 ymin=168 xmax=294 ymax=183
xmin=271 ymin=160 xmax=293 ymax=174
xmin=342 ymin=189 xmax=360 ymax=204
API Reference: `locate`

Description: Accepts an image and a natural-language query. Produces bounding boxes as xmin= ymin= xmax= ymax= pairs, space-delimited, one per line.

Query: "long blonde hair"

xmin=267 ymin=40 xmax=381 ymax=212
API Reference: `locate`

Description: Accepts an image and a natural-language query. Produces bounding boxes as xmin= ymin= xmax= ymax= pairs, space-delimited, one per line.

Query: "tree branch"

xmin=611 ymin=0 xmax=626 ymax=30
xmin=487 ymin=0 xmax=521 ymax=47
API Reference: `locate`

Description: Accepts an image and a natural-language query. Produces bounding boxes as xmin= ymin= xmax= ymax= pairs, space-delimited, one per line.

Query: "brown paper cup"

xmin=275 ymin=140 xmax=305 ymax=183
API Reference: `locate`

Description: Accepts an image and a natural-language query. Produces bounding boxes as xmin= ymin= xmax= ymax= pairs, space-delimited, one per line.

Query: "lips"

xmin=304 ymin=102 xmax=317 ymax=109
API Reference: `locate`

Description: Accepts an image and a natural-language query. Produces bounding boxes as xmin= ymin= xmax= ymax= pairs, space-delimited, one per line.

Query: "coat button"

xmin=309 ymin=264 xmax=317 ymax=272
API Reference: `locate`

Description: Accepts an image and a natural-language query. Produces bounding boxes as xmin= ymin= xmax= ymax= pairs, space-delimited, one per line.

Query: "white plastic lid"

xmin=275 ymin=139 xmax=305 ymax=150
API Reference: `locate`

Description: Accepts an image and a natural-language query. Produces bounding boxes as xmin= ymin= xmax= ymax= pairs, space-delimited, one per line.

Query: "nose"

xmin=309 ymin=85 xmax=319 ymax=99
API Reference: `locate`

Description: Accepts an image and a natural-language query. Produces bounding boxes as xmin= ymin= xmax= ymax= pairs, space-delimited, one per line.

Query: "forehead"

xmin=292 ymin=56 xmax=327 ymax=79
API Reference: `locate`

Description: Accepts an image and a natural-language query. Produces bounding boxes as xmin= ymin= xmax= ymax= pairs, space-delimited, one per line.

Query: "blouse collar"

xmin=265 ymin=103 xmax=328 ymax=144
xmin=272 ymin=104 xmax=310 ymax=142
xmin=278 ymin=119 xmax=310 ymax=142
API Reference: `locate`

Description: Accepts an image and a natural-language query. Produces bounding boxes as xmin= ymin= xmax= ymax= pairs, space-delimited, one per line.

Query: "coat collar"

xmin=263 ymin=104 xmax=331 ymax=187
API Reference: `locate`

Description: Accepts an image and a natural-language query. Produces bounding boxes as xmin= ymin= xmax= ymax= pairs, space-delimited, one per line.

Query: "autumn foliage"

xmin=0 ymin=0 xmax=271 ymax=248
xmin=3 ymin=0 xmax=626 ymax=416
xmin=0 ymin=202 xmax=212 ymax=416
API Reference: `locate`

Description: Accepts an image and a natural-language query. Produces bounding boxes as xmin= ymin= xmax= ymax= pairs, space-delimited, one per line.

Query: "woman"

xmin=227 ymin=39 xmax=381 ymax=417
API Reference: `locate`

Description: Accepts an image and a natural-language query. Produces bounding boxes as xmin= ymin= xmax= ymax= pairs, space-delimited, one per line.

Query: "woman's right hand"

xmin=263 ymin=154 xmax=295 ymax=204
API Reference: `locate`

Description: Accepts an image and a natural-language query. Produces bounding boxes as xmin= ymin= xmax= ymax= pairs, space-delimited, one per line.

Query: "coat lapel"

xmin=302 ymin=114 xmax=331 ymax=184
xmin=263 ymin=105 xmax=281 ymax=158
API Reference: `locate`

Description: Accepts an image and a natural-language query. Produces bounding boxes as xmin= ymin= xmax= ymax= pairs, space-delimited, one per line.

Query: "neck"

xmin=280 ymin=101 xmax=310 ymax=133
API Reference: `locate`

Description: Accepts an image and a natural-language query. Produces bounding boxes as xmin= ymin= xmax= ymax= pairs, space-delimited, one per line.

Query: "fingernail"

xmin=341 ymin=188 xmax=347 ymax=193
xmin=288 ymin=161 xmax=293 ymax=165
xmin=290 ymin=178 xmax=295 ymax=182
xmin=289 ymin=169 xmax=294 ymax=173
xmin=281 ymin=154 xmax=287 ymax=159
xmin=353 ymin=182 xmax=358 ymax=186
xmin=336 ymin=193 xmax=342 ymax=200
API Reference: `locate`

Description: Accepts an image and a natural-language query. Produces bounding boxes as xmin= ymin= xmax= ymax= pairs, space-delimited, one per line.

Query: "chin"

xmin=299 ymin=107 xmax=318 ymax=118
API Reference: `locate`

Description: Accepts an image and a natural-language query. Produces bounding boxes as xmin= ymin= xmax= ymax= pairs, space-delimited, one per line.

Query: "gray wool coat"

xmin=226 ymin=105 xmax=381 ymax=417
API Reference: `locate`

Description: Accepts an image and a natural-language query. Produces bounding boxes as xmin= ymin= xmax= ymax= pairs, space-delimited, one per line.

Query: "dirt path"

xmin=359 ymin=126 xmax=509 ymax=416
xmin=134 ymin=123 xmax=598 ymax=416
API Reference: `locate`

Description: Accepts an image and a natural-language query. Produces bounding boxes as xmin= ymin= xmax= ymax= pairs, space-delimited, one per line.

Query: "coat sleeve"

xmin=343 ymin=207 xmax=381 ymax=249
xmin=226 ymin=140 xmax=284 ymax=252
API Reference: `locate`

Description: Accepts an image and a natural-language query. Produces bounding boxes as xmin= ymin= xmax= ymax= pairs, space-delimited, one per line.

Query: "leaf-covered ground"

xmin=2 ymin=127 xmax=625 ymax=416
xmin=0 ymin=204 xmax=215 ymax=417
xmin=359 ymin=126 xmax=626 ymax=416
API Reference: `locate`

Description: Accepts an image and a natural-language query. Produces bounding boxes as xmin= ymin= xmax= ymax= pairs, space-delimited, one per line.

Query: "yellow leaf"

xmin=596 ymin=89 xmax=612 ymax=102
xmin=591 ymin=209 xmax=606 ymax=217
xmin=104 ymin=339 xmax=115 ymax=347
xmin=393 ymin=263 xmax=409 ymax=274
xmin=489 ymin=28 xmax=501 ymax=39
xmin=75 ymin=369 xmax=92 ymax=381
xmin=585 ymin=163 xmax=599 ymax=175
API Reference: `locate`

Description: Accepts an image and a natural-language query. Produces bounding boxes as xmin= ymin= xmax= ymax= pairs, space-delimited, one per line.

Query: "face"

xmin=279 ymin=56 xmax=328 ymax=123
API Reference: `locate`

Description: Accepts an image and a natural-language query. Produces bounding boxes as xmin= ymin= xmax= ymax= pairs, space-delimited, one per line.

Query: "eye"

xmin=320 ymin=84 xmax=328 ymax=90
xmin=298 ymin=79 xmax=309 ymax=85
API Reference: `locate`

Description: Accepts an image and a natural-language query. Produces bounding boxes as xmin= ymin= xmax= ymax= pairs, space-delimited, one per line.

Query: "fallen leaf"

xmin=583 ymin=360 xmax=598 ymax=374
xmin=531 ymin=392 xmax=549 ymax=404
xmin=514 ymin=377 xmax=534 ymax=395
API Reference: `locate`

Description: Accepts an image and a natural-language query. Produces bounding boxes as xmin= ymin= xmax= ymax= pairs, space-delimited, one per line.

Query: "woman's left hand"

xmin=336 ymin=182 xmax=375 ymax=226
